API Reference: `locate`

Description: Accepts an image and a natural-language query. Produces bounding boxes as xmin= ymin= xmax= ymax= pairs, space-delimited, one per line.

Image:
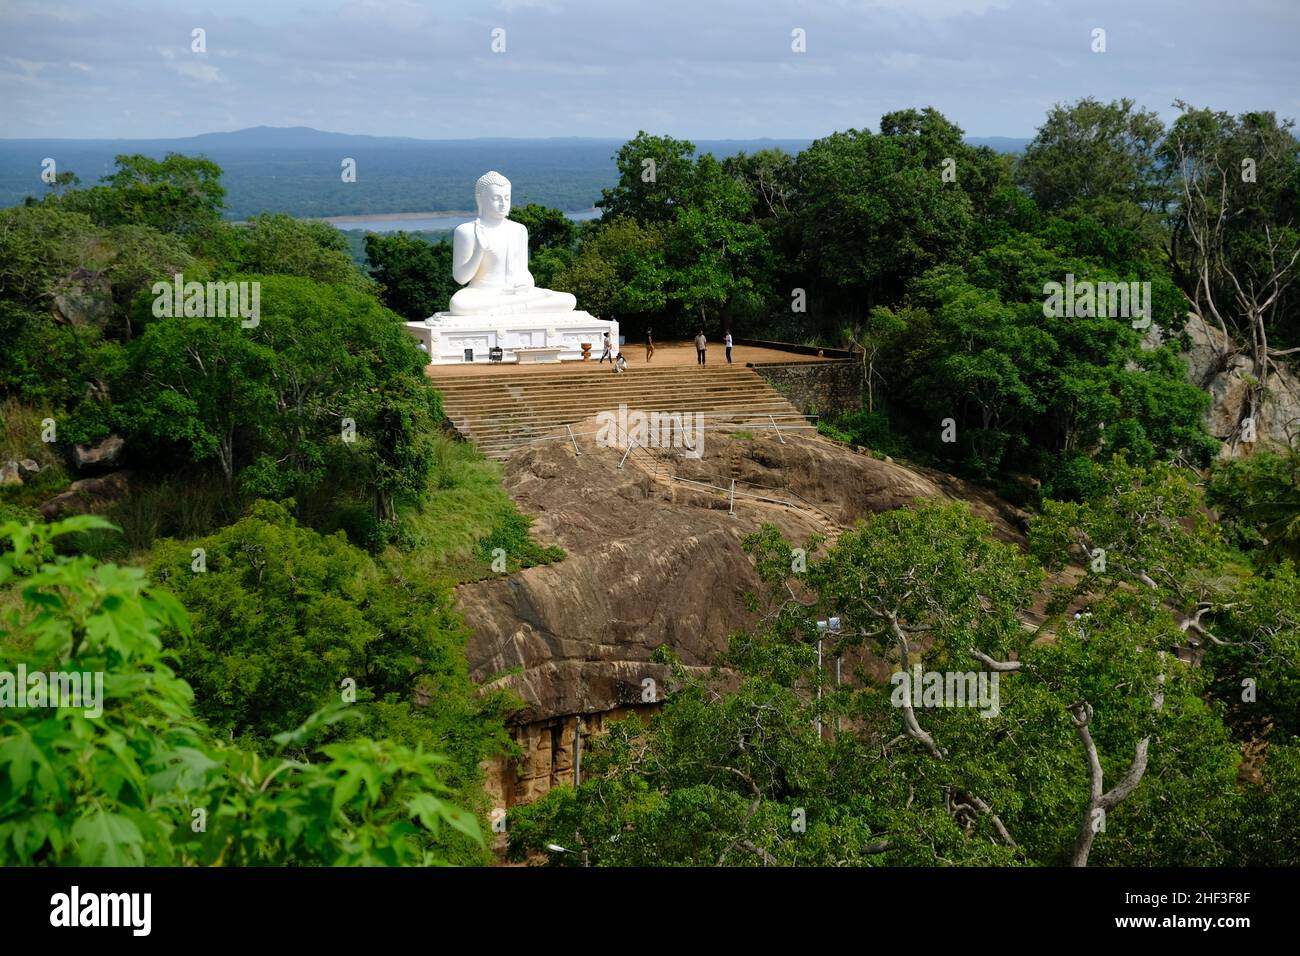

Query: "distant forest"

xmin=0 ymin=128 xmax=1028 ymax=220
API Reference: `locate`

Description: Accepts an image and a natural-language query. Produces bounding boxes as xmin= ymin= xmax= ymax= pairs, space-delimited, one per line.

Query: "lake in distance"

xmin=318 ymin=208 xmax=602 ymax=232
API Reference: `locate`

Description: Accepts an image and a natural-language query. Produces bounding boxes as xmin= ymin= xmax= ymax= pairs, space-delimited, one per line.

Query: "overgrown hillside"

xmin=0 ymin=152 xmax=564 ymax=865
xmin=3 ymin=97 xmax=1299 ymax=866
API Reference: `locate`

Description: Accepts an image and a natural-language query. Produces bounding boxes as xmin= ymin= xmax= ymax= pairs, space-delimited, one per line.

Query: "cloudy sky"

xmin=2 ymin=0 xmax=1297 ymax=141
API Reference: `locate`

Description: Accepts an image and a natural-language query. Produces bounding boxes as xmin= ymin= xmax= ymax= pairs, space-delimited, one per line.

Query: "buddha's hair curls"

xmin=475 ymin=170 xmax=510 ymax=205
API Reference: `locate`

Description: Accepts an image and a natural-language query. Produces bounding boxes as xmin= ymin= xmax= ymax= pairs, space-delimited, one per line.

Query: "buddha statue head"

xmin=474 ymin=170 xmax=511 ymax=222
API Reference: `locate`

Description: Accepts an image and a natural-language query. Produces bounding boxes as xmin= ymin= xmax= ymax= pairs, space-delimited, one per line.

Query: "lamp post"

xmin=815 ymin=617 xmax=842 ymax=739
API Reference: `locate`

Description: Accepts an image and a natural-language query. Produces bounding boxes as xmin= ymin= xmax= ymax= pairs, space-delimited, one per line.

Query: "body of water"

xmin=321 ymin=208 xmax=602 ymax=233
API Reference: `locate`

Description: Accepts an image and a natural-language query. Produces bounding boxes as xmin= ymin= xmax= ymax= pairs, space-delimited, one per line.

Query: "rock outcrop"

xmin=461 ymin=426 xmax=1025 ymax=727
xmin=460 ymin=424 xmax=1027 ymax=805
xmin=38 ymin=471 xmax=132 ymax=520
xmin=72 ymin=435 xmax=126 ymax=473
xmin=51 ymin=268 xmax=114 ymax=328
xmin=1181 ymin=314 xmax=1300 ymax=454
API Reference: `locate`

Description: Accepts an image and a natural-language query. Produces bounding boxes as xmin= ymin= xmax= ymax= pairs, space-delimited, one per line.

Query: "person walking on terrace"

xmin=724 ymin=330 xmax=733 ymax=364
xmin=695 ymin=330 xmax=707 ymax=365
xmin=645 ymin=327 xmax=655 ymax=363
xmin=599 ymin=330 xmax=613 ymax=364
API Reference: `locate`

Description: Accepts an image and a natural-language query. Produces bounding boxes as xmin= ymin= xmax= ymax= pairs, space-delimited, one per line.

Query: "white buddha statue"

xmin=449 ymin=171 xmax=578 ymax=316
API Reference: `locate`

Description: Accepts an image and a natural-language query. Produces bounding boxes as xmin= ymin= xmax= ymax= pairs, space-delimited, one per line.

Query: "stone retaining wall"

xmin=747 ymin=360 xmax=863 ymax=419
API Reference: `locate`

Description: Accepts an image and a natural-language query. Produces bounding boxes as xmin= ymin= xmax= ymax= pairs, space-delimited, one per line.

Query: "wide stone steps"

xmin=429 ymin=364 xmax=812 ymax=459
xmin=431 ymin=366 xmax=774 ymax=397
xmin=436 ymin=387 xmax=789 ymax=418
xmin=462 ymin=403 xmax=813 ymax=458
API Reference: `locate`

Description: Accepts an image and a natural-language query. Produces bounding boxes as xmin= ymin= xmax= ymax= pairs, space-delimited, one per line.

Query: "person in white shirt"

xmin=613 ymin=353 xmax=628 ymax=374
xmin=725 ymin=331 xmax=733 ymax=364
xmin=599 ymin=331 xmax=613 ymax=364
xmin=694 ymin=331 xmax=707 ymax=365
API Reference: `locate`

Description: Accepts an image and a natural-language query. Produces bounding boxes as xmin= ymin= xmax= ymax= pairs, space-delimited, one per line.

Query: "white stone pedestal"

xmin=404 ymin=311 xmax=619 ymax=365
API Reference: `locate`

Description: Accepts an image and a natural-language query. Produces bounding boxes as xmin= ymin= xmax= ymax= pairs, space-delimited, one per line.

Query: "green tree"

xmin=792 ymin=126 xmax=974 ymax=315
xmin=112 ymin=306 xmax=275 ymax=489
xmin=663 ymin=154 xmax=770 ymax=330
xmin=364 ymin=232 xmax=457 ymax=321
xmin=148 ymin=501 xmax=510 ymax=778
xmin=597 ymin=132 xmax=699 ymax=224
xmin=1016 ymin=98 xmax=1168 ymax=233
xmin=1161 ymin=104 xmax=1300 ymax=439
xmin=510 ymin=203 xmax=577 ymax=288
xmin=0 ymin=516 xmax=483 ymax=866
xmin=112 ymin=275 xmax=439 ymax=525
xmin=231 ymin=213 xmax=373 ymax=293
xmin=44 ymin=169 xmax=81 ymax=199
xmin=510 ymin=203 xmax=576 ymax=252
xmin=0 ymin=205 xmax=103 ymax=309
xmin=1207 ymin=446 xmax=1300 ymax=558
xmin=63 ymin=152 xmax=226 ymax=236
xmin=555 ymin=217 xmax=669 ymax=323
xmin=722 ymin=148 xmax=797 ymax=223
xmin=891 ymin=239 xmax=1211 ymax=479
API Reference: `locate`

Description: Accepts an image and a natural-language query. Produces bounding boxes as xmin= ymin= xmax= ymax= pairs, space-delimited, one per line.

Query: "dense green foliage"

xmin=512 ymin=478 xmax=1297 ymax=866
xmin=0 ymin=148 xmax=573 ymax=868
xmin=364 ymin=232 xmax=457 ymax=321
xmin=111 ymin=275 xmax=439 ymax=523
xmin=148 ymin=502 xmax=510 ymax=765
xmin=0 ymin=517 xmax=485 ymax=865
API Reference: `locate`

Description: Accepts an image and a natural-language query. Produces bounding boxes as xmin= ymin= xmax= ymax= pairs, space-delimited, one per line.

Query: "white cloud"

xmin=5 ymin=57 xmax=49 ymax=74
xmin=167 ymin=60 xmax=225 ymax=84
xmin=0 ymin=0 xmax=1296 ymax=140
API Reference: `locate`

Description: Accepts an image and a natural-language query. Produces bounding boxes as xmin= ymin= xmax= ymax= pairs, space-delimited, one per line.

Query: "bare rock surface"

xmin=38 ymin=471 xmax=132 ymax=520
xmin=72 ymin=435 xmax=125 ymax=472
xmin=1183 ymin=314 xmax=1300 ymax=452
xmin=458 ymin=425 xmax=1026 ymax=726
xmin=51 ymin=269 xmax=115 ymax=328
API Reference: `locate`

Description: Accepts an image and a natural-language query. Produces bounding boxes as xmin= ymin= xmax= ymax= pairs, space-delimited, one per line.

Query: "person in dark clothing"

xmin=646 ymin=327 xmax=655 ymax=362
xmin=694 ymin=330 xmax=707 ymax=365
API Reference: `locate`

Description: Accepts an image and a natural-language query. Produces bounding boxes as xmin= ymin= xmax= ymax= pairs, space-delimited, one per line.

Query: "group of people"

xmin=597 ymin=328 xmax=735 ymax=371
xmin=597 ymin=331 xmax=628 ymax=373
xmin=693 ymin=330 xmax=733 ymax=365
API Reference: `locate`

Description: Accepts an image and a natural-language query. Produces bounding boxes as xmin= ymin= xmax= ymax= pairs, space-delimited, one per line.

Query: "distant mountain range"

xmin=0 ymin=126 xmax=1033 ymax=220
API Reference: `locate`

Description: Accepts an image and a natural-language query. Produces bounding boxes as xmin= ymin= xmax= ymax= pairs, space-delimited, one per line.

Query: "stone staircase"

xmin=429 ymin=362 xmax=814 ymax=459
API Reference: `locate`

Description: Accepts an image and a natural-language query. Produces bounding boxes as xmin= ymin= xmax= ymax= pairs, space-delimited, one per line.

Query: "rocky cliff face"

xmin=1180 ymin=314 xmax=1300 ymax=454
xmin=462 ymin=424 xmax=1027 ymax=808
